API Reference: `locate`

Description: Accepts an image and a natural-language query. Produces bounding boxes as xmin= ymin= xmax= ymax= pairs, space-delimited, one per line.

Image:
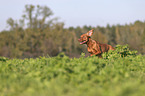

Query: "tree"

xmin=22 ymin=5 xmax=55 ymax=30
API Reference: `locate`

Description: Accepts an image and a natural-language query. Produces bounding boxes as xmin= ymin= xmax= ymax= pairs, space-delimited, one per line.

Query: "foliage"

xmin=102 ymin=45 xmax=138 ymax=59
xmin=0 ymin=56 xmax=8 ymax=62
xmin=0 ymin=47 xmax=145 ymax=96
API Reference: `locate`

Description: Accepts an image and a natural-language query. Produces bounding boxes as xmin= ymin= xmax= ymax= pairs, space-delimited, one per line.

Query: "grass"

xmin=0 ymin=45 xmax=145 ymax=96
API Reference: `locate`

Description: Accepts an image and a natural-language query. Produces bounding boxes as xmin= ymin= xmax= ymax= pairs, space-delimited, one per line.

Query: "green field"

xmin=0 ymin=45 xmax=145 ymax=96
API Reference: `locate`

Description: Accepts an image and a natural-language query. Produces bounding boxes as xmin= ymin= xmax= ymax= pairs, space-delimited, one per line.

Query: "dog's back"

xmin=98 ymin=43 xmax=115 ymax=53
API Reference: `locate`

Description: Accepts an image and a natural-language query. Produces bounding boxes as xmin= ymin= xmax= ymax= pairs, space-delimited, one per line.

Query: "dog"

xmin=78 ymin=29 xmax=115 ymax=57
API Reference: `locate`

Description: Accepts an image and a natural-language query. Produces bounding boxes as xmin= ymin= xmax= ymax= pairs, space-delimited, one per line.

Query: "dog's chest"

xmin=87 ymin=47 xmax=96 ymax=53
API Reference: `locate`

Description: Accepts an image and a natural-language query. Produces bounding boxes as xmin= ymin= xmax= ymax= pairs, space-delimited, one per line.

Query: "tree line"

xmin=0 ymin=5 xmax=145 ymax=58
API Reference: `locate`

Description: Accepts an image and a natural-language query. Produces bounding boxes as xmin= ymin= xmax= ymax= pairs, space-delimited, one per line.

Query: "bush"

xmin=102 ymin=45 xmax=138 ymax=59
xmin=0 ymin=56 xmax=8 ymax=62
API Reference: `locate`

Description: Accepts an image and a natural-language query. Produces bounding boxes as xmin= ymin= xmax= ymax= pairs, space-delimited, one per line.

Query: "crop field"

xmin=0 ymin=45 xmax=145 ymax=96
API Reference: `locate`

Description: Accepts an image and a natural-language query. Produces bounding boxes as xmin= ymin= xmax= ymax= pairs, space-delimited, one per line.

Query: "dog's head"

xmin=78 ymin=29 xmax=94 ymax=44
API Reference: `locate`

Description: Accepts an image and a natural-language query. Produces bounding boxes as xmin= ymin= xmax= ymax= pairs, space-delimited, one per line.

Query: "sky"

xmin=0 ymin=0 xmax=145 ymax=31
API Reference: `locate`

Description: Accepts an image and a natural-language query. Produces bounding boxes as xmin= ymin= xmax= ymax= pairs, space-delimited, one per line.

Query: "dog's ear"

xmin=87 ymin=29 xmax=94 ymax=36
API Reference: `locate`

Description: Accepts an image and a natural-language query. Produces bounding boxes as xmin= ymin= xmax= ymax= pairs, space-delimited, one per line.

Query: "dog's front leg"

xmin=90 ymin=54 xmax=94 ymax=56
xmin=94 ymin=51 xmax=102 ymax=55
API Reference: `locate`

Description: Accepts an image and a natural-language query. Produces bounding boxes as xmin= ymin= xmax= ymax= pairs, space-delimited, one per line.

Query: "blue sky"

xmin=0 ymin=0 xmax=145 ymax=31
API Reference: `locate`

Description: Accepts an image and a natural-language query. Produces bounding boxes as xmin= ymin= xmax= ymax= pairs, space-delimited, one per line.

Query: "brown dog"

xmin=78 ymin=29 xmax=115 ymax=57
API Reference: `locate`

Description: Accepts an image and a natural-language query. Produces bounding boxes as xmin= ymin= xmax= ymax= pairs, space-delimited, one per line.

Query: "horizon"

xmin=0 ymin=0 xmax=145 ymax=31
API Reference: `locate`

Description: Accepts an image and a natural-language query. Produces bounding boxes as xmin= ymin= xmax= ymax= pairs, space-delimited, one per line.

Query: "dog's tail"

xmin=108 ymin=45 xmax=115 ymax=50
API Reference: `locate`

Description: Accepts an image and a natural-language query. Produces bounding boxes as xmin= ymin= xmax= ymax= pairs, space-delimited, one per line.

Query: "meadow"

xmin=0 ymin=45 xmax=145 ymax=96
